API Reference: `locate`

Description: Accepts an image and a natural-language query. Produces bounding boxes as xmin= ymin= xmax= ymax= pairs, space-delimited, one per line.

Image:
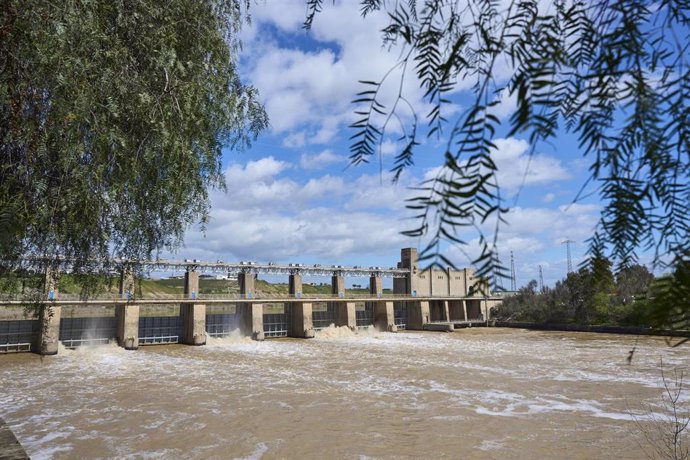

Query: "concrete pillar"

xmin=290 ymin=302 xmax=315 ymax=338
xmin=180 ymin=303 xmax=206 ymax=346
xmin=331 ymin=275 xmax=345 ymax=298
xmin=289 ymin=273 xmax=302 ymax=298
xmin=119 ymin=267 xmax=135 ymax=299
xmin=374 ymin=301 xmax=397 ymax=332
xmin=237 ymin=303 xmax=264 ymax=340
xmin=179 ymin=270 xmax=206 ymax=345
xmin=407 ymin=300 xmax=430 ymax=330
xmin=36 ymin=305 xmax=61 ymax=355
xmin=443 ymin=300 xmax=450 ymax=322
xmin=335 ymin=301 xmax=356 ymax=329
xmin=44 ymin=267 xmax=58 ymax=301
xmin=462 ymin=300 xmax=468 ymax=321
xmin=369 ymin=275 xmax=382 ymax=298
xmin=237 ymin=272 xmax=263 ymax=340
xmin=184 ymin=270 xmax=199 ymax=299
xmin=115 ymin=304 xmax=139 ymax=350
xmin=464 ymin=268 xmax=476 ymax=296
xmin=238 ymin=272 xmax=256 ymax=298
xmin=401 ymin=248 xmax=419 ymax=296
xmin=36 ymin=268 xmax=60 ymax=355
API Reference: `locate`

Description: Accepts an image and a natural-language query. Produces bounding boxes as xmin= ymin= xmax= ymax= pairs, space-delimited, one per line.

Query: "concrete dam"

xmin=0 ymin=248 xmax=504 ymax=355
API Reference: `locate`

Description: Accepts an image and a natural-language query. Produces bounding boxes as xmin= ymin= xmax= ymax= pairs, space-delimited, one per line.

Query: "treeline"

xmin=493 ymin=259 xmax=677 ymax=327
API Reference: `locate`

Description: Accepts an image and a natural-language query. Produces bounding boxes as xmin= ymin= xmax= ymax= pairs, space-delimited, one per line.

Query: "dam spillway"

xmin=1 ymin=248 xmax=503 ymax=355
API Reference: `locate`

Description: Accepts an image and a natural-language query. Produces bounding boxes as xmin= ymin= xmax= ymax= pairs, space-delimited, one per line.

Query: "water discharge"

xmin=0 ymin=328 xmax=688 ymax=459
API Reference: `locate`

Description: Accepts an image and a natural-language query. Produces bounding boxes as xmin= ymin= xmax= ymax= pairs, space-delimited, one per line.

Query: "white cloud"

xmin=488 ymin=88 xmax=517 ymax=121
xmin=224 ymin=156 xmax=289 ymax=184
xmin=420 ymin=137 xmax=569 ymax=196
xmin=491 ymin=137 xmax=570 ymax=192
xmin=344 ymin=171 xmax=417 ymax=212
xmin=184 ymin=206 xmax=408 ymax=262
xmin=282 ymin=132 xmax=306 ymax=148
xmin=242 ymin=1 xmax=426 ymax=146
xmin=183 ymin=156 xmax=414 ymax=261
xmin=380 ymin=140 xmax=398 ymax=157
xmin=299 ymin=149 xmax=344 ymax=170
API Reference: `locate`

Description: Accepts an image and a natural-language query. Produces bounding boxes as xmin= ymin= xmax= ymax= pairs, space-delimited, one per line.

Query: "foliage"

xmin=646 ymin=254 xmax=690 ymax=345
xmin=634 ymin=363 xmax=690 ymax=460
xmin=0 ymin=0 xmax=267 ymax=274
xmin=304 ymin=0 xmax=689 ymax=294
xmin=493 ymin=261 xmax=656 ymax=326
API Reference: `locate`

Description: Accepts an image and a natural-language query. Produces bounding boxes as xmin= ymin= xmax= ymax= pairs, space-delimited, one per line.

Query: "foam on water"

xmin=1 ymin=329 xmax=687 ymax=458
xmin=313 ymin=324 xmax=358 ymax=339
xmin=234 ymin=442 xmax=269 ymax=460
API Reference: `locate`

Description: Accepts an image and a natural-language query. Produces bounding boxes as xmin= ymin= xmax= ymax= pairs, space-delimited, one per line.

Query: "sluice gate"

xmin=205 ymin=313 xmax=238 ymax=338
xmin=356 ymin=302 xmax=374 ymax=328
xmin=138 ymin=315 xmax=182 ymax=345
xmin=394 ymin=302 xmax=407 ymax=330
xmin=312 ymin=302 xmax=335 ymax=330
xmin=263 ymin=303 xmax=293 ymax=338
xmin=0 ymin=320 xmax=38 ymax=353
xmin=59 ymin=316 xmax=116 ymax=348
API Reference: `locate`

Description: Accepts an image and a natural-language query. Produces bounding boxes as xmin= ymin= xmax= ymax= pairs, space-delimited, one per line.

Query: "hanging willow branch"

xmin=305 ymin=0 xmax=690 ymax=300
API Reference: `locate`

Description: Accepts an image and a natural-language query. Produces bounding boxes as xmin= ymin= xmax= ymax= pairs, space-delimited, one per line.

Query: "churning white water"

xmin=0 ymin=328 xmax=688 ymax=459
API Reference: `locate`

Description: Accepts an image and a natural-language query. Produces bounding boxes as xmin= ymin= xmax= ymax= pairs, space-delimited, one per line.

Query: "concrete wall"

xmin=180 ymin=271 xmax=206 ymax=345
xmin=238 ymin=273 xmax=263 ymax=340
xmin=115 ymin=304 xmax=139 ymax=350
xmin=289 ymin=274 xmax=302 ymax=298
xmin=430 ymin=271 xmax=449 ymax=297
xmin=397 ymin=248 xmax=483 ymax=298
xmin=290 ymin=302 xmax=315 ymax=338
xmin=407 ymin=301 xmax=430 ymax=330
xmin=119 ymin=267 xmax=135 ymax=299
xmin=36 ymin=306 xmax=61 ymax=355
xmin=331 ymin=275 xmax=345 ymax=297
xmin=448 ymin=300 xmax=466 ymax=321
xmin=374 ymin=301 xmax=396 ymax=332
xmin=335 ymin=301 xmax=356 ymax=329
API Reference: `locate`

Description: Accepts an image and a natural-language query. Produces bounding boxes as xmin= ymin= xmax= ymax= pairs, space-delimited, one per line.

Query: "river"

xmin=0 ymin=328 xmax=688 ymax=459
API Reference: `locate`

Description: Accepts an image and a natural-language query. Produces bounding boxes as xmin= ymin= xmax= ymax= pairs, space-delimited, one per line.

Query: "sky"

xmin=176 ymin=0 xmax=609 ymax=289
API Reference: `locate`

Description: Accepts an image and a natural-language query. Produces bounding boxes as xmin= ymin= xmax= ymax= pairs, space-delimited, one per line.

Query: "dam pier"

xmin=0 ymin=248 xmax=504 ymax=355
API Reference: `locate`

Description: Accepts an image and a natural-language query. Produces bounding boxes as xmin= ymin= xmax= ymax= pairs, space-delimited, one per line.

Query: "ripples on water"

xmin=0 ymin=328 xmax=687 ymax=459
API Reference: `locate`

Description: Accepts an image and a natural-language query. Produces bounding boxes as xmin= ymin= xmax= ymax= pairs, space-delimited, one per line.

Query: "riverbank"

xmin=494 ymin=321 xmax=690 ymax=340
xmin=0 ymin=418 xmax=28 ymax=460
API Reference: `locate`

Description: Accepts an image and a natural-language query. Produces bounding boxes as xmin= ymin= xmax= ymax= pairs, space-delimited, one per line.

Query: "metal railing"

xmin=60 ymin=337 xmax=112 ymax=348
xmin=0 ymin=342 xmax=32 ymax=353
xmin=139 ymin=335 xmax=179 ymax=345
xmin=0 ymin=293 xmax=498 ymax=305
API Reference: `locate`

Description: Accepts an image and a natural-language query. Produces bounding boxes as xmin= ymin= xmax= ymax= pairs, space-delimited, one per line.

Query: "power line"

xmin=510 ymin=251 xmax=517 ymax=291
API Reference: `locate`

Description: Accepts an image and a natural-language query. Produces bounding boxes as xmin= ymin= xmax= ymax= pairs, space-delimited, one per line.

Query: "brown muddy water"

xmin=0 ymin=328 xmax=688 ymax=459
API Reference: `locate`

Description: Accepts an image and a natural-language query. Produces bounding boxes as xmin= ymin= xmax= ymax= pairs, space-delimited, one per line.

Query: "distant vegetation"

xmin=493 ymin=259 xmax=687 ymax=332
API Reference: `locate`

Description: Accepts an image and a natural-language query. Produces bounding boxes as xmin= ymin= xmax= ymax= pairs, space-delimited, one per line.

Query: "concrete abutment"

xmin=335 ymin=301 xmax=357 ymax=330
xmin=180 ymin=271 xmax=206 ymax=345
xmin=374 ymin=301 xmax=397 ymax=332
xmin=238 ymin=272 xmax=264 ymax=340
xmin=115 ymin=304 xmax=139 ymax=350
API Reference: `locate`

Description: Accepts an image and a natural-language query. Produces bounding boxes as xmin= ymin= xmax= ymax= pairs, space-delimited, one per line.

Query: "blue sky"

xmin=177 ymin=0 xmax=611 ymax=289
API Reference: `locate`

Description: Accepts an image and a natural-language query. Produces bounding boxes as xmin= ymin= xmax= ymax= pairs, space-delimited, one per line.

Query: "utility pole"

xmin=538 ymin=265 xmax=544 ymax=292
xmin=510 ymin=251 xmax=517 ymax=291
xmin=562 ymin=239 xmax=574 ymax=274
